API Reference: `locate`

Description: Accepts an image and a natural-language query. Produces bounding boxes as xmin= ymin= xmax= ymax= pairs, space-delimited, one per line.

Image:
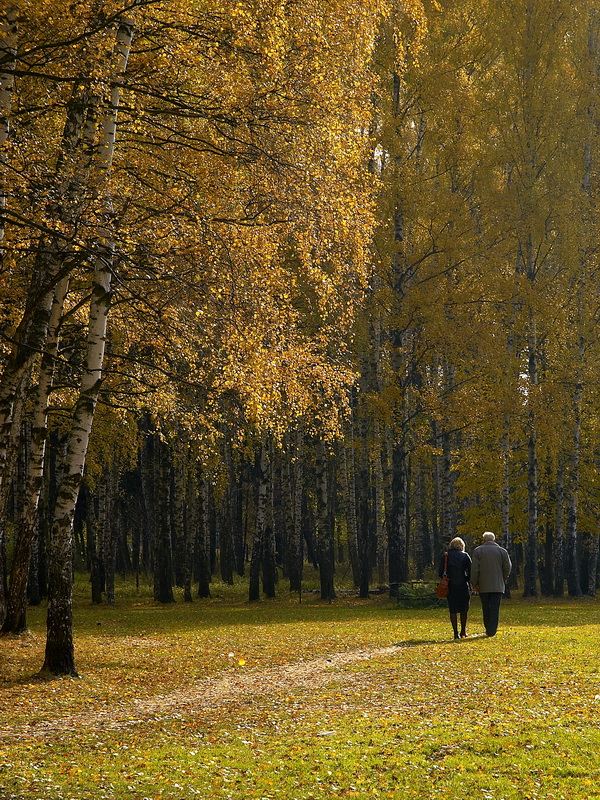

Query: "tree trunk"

xmin=500 ymin=423 xmax=516 ymax=595
xmin=0 ymin=376 xmax=28 ymax=628
xmin=249 ymin=442 xmax=269 ymax=602
xmin=415 ymin=459 xmax=430 ymax=579
xmin=373 ymin=432 xmax=387 ymax=586
xmin=182 ymin=456 xmax=194 ymax=603
xmin=100 ymin=470 xmax=116 ymax=605
xmin=389 ymin=429 xmax=408 ymax=596
xmin=342 ymin=433 xmax=360 ymax=589
xmin=0 ymin=5 xmax=17 ymax=253
xmin=153 ymin=439 xmax=174 ymax=604
xmin=3 ymin=72 xmax=100 ymax=629
xmin=288 ymin=430 xmax=304 ymax=593
xmin=139 ymin=428 xmax=155 ymax=574
xmin=316 ymin=441 xmax=335 ymax=601
xmin=523 ymin=301 xmax=538 ymax=597
xmin=431 ymin=420 xmax=442 ymax=563
xmin=231 ymin=459 xmax=244 ymax=577
xmin=173 ymin=449 xmax=186 ymax=589
xmin=262 ymin=444 xmax=277 ymax=598
xmin=219 ymin=442 xmax=235 ymax=585
xmin=566 ymin=356 xmax=583 ymax=597
xmin=357 ymin=428 xmax=371 ymax=599
xmin=0 ymin=78 xmax=92 ymax=494
xmin=553 ymin=456 xmax=565 ymax=595
xmin=283 ymin=439 xmax=296 ymax=586
xmin=196 ymin=466 xmax=212 ymax=598
xmin=87 ymin=488 xmax=103 ymax=604
xmin=42 ymin=20 xmax=134 ymax=674
xmin=588 ymin=533 xmax=599 ymax=597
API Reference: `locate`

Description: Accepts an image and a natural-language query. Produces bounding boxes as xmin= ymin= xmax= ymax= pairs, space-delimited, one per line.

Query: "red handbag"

xmin=436 ymin=552 xmax=449 ymax=599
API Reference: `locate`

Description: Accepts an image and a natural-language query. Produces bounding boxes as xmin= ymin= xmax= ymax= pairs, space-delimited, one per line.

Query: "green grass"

xmin=1 ymin=576 xmax=599 ymax=799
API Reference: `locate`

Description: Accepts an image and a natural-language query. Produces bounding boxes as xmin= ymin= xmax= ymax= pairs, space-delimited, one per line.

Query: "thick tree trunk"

xmin=42 ymin=20 xmax=134 ymax=675
xmin=5 ymin=79 xmax=99 ymax=627
xmin=0 ymin=379 xmax=28 ymax=627
xmin=0 ymin=79 xmax=91 ymax=493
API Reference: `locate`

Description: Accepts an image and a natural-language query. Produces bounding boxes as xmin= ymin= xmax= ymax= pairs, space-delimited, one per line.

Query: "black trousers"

xmin=480 ymin=592 xmax=502 ymax=636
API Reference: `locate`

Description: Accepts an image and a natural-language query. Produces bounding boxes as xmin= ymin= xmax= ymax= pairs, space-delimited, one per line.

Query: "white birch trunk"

xmin=42 ymin=19 xmax=134 ymax=675
xmin=2 ymin=277 xmax=69 ymax=632
xmin=0 ymin=82 xmax=90 ymax=493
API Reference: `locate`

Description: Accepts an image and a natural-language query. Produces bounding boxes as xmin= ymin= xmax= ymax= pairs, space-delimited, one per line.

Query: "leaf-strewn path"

xmin=1 ymin=642 xmax=412 ymax=741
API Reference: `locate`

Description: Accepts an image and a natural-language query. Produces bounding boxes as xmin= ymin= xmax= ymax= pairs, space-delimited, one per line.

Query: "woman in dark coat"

xmin=439 ymin=537 xmax=472 ymax=640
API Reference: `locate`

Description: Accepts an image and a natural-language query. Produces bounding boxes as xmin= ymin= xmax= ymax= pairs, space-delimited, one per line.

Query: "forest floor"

xmin=1 ymin=577 xmax=599 ymax=800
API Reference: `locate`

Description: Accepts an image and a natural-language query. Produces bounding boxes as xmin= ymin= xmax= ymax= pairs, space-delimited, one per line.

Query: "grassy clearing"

xmin=1 ymin=576 xmax=599 ymax=800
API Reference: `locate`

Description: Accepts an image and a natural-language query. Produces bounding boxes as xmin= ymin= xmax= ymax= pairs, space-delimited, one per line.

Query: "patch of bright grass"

xmin=1 ymin=575 xmax=599 ymax=799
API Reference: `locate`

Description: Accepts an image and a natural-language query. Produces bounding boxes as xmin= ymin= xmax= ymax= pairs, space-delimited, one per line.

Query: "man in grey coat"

xmin=471 ymin=531 xmax=512 ymax=637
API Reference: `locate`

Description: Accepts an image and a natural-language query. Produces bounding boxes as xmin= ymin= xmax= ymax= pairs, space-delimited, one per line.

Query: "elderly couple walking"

xmin=438 ymin=532 xmax=512 ymax=640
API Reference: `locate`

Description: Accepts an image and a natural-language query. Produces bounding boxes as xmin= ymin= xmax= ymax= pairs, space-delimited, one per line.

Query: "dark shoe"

xmin=453 ymin=634 xmax=460 ymax=641
xmin=460 ymin=631 xmax=468 ymax=638
xmin=485 ymin=632 xmax=496 ymax=637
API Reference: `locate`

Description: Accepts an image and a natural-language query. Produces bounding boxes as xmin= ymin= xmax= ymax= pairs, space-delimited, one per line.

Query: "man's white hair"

xmin=482 ymin=531 xmax=496 ymax=542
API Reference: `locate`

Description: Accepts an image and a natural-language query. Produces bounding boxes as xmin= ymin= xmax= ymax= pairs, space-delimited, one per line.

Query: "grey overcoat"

xmin=471 ymin=541 xmax=512 ymax=593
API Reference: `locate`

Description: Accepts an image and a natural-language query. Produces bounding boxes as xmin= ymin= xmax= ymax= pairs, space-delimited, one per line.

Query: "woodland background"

xmin=0 ymin=0 xmax=599 ymax=677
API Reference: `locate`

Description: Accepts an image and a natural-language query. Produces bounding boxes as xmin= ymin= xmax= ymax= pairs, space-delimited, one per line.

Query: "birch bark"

xmin=0 ymin=79 xmax=91 ymax=494
xmin=42 ymin=19 xmax=134 ymax=675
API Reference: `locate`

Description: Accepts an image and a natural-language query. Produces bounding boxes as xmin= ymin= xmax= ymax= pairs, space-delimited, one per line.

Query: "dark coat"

xmin=439 ymin=549 xmax=472 ymax=591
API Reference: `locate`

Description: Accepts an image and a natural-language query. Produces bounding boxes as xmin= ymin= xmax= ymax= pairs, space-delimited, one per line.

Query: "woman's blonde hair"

xmin=449 ymin=537 xmax=465 ymax=551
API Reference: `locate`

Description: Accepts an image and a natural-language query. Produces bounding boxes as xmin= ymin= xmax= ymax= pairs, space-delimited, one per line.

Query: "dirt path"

xmin=0 ymin=643 xmax=408 ymax=742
